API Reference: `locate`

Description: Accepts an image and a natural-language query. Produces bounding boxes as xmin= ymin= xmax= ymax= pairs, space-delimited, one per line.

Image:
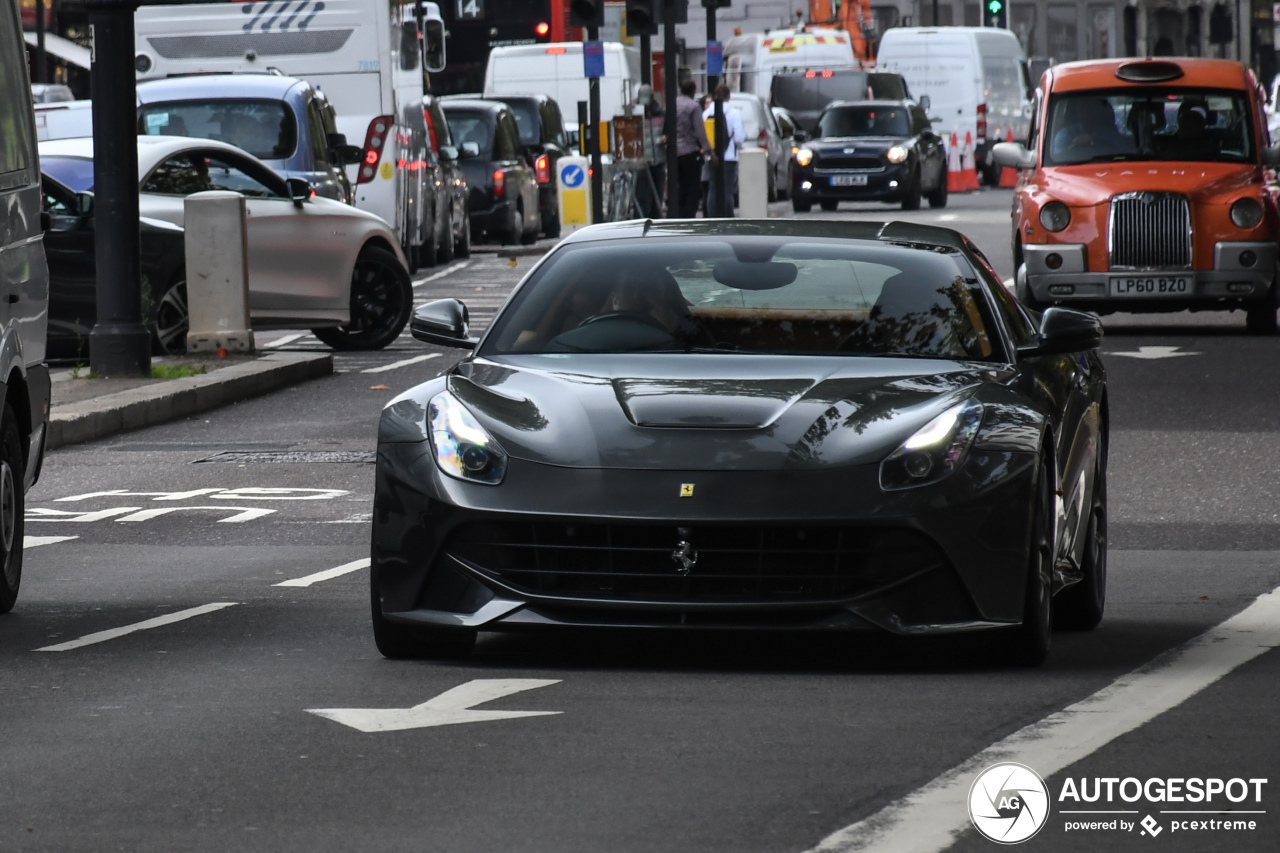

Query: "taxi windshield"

xmin=1043 ymin=88 xmax=1255 ymax=166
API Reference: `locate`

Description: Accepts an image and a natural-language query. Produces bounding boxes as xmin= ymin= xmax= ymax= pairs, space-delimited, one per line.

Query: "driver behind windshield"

xmin=1050 ymin=98 xmax=1126 ymax=162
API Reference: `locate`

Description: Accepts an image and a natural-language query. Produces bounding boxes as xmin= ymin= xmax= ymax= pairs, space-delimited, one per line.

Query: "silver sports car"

xmin=38 ymin=135 xmax=413 ymax=351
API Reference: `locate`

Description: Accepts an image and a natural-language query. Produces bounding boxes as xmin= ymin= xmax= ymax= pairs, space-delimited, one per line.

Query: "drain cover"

xmin=195 ymin=450 xmax=376 ymax=464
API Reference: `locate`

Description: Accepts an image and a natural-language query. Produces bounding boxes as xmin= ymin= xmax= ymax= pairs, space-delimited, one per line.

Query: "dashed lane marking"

xmin=361 ymin=354 xmax=441 ymax=374
xmin=34 ymin=603 xmax=239 ymax=652
xmin=24 ymin=535 xmax=78 ymax=549
xmin=805 ymin=584 xmax=1280 ymax=852
xmin=413 ymin=261 xmax=471 ymax=287
xmin=260 ymin=333 xmax=306 ymax=349
xmin=274 ymin=557 xmax=370 ymax=588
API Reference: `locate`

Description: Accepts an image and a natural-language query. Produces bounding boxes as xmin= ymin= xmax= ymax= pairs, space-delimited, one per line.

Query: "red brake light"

xmin=758 ymin=129 xmax=768 ymax=144
xmin=976 ymin=103 xmax=987 ymax=142
xmin=805 ymin=70 xmax=817 ymax=78
xmin=821 ymin=70 xmax=833 ymax=78
xmin=535 ymin=154 xmax=550 ymax=183
xmin=546 ymin=46 xmax=567 ymax=54
xmin=493 ymin=169 xmax=505 ymax=195
xmin=536 ymin=22 xmax=550 ymax=36
xmin=358 ymin=114 xmax=394 ymax=184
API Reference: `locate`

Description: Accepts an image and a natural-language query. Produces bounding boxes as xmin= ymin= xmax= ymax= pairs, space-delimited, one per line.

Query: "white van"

xmin=484 ymin=42 xmax=641 ymax=137
xmin=875 ymin=27 xmax=1031 ymax=184
xmin=133 ymin=0 xmax=446 ymax=265
xmin=723 ymin=28 xmax=857 ymax=101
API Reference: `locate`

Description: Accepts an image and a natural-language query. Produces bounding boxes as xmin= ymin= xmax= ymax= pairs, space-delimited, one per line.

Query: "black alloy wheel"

xmin=312 ymin=246 xmax=413 ymax=351
xmin=153 ymin=278 xmax=190 ymax=356
xmin=927 ymin=163 xmax=948 ymax=208
xmin=901 ymin=168 xmax=923 ymax=211
xmin=1001 ymin=458 xmax=1054 ymax=666
xmin=819 ymin=199 xmax=840 ymax=212
xmin=370 ymin=568 xmax=476 ymax=659
xmin=439 ymin=206 xmax=455 ymax=264
xmin=1056 ymin=431 xmax=1108 ymax=629
xmin=792 ymin=198 xmax=813 ymax=213
xmin=0 ymin=404 xmax=25 ymax=614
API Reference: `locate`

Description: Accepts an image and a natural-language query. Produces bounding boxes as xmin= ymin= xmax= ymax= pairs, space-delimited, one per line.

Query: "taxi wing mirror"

xmin=992 ymin=141 xmax=1037 ymax=170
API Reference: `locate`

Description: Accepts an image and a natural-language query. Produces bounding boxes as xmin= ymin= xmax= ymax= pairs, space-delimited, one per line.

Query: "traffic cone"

xmin=998 ymin=128 xmax=1018 ymax=187
xmin=961 ymin=131 xmax=980 ymax=191
xmin=947 ymin=132 xmax=964 ymax=193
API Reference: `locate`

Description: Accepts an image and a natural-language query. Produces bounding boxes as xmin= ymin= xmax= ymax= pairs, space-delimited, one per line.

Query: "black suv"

xmin=441 ymin=99 xmax=540 ymax=245
xmin=791 ymin=99 xmax=947 ymax=212
xmin=488 ymin=93 xmax=570 ymax=238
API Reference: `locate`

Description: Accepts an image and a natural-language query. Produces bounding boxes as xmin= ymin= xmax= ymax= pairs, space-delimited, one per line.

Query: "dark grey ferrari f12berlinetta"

xmin=372 ymin=219 xmax=1108 ymax=665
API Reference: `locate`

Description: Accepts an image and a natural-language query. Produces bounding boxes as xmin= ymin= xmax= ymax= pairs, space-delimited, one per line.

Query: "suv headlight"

xmin=1231 ymin=197 xmax=1263 ymax=229
xmin=428 ymin=391 xmax=507 ymax=485
xmin=886 ymin=145 xmax=908 ymax=164
xmin=1039 ymin=201 xmax=1071 ymax=232
xmin=795 ymin=147 xmax=814 ymax=167
xmin=880 ymin=399 xmax=984 ymax=490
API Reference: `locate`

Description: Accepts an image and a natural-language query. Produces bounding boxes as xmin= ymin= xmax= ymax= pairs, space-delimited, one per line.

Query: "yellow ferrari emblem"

xmin=680 ymin=484 xmax=695 ymax=498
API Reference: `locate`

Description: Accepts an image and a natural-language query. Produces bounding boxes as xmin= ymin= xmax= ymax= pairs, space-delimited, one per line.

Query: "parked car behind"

xmin=488 ymin=92 xmax=570 ymax=237
xmin=34 ymin=99 xmax=92 ymax=141
xmin=40 ymin=135 xmax=414 ymax=351
xmin=423 ymin=93 xmax=473 ymax=259
xmin=441 ymin=99 xmax=539 ymax=245
xmin=995 ymin=57 xmax=1280 ymax=333
xmin=729 ymin=91 xmax=790 ymax=201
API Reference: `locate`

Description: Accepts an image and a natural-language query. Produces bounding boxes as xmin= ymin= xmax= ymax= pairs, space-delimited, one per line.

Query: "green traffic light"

xmin=987 ymin=0 xmax=1002 ymax=13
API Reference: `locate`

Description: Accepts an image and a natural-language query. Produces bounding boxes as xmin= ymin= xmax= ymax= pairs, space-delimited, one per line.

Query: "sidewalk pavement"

xmin=47 ymin=350 xmax=332 ymax=450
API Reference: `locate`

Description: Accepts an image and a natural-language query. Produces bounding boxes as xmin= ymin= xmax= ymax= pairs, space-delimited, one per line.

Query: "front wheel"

xmin=819 ymin=199 xmax=839 ymax=212
xmin=153 ymin=277 xmax=190 ymax=355
xmin=312 ymin=246 xmax=412 ymax=351
xmin=792 ymin=198 xmax=812 ymax=213
xmin=999 ymin=460 xmax=1054 ymax=666
xmin=438 ymin=206 xmax=455 ymax=264
xmin=455 ymin=204 xmax=472 ymax=258
xmin=371 ymin=571 xmax=476 ymax=659
xmin=0 ymin=404 xmax=25 ymax=614
xmin=901 ymin=169 xmax=922 ymax=211
xmin=927 ymin=164 xmax=948 ymax=208
xmin=1056 ymin=432 xmax=1107 ymax=629
xmin=1246 ymin=278 xmax=1279 ymax=334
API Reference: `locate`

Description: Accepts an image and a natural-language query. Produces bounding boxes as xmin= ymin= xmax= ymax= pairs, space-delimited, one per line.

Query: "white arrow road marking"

xmin=362 ymin=354 xmax=440 ymax=374
xmin=308 ymin=679 xmax=563 ymax=733
xmin=413 ymin=260 xmax=470 ymax=287
xmin=55 ymin=488 xmax=225 ymax=502
xmin=35 ymin=603 xmax=238 ymax=652
xmin=275 ymin=557 xmax=369 ymax=587
xmin=1108 ymin=346 xmax=1201 ymax=360
xmin=805 ymin=584 xmax=1280 ymax=853
xmin=24 ymin=535 xmax=78 ymax=548
xmin=113 ymin=506 xmax=276 ymax=523
xmin=27 ymin=507 xmax=142 ymax=522
xmin=260 ymin=332 xmax=305 ymax=349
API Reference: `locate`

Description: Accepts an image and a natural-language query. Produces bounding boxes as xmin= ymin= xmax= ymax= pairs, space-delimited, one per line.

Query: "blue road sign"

xmin=707 ymin=41 xmax=723 ymax=76
xmin=560 ymin=163 xmax=585 ymax=188
xmin=583 ymin=41 xmax=604 ymax=78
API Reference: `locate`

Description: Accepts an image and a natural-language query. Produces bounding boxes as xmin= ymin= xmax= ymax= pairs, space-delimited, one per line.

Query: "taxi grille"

xmin=1108 ymin=192 xmax=1192 ymax=270
xmin=443 ymin=522 xmax=946 ymax=604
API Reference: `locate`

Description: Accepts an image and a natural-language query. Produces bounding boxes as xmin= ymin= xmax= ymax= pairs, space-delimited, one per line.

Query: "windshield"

xmin=137 ymin=99 xmax=297 ymax=161
xmin=771 ymin=72 xmax=868 ymax=113
xmin=818 ymin=105 xmax=911 ymax=138
xmin=41 ymin=155 xmax=96 ymax=192
xmin=503 ymin=101 xmax=540 ymax=147
xmin=484 ymin=238 xmax=996 ymax=360
xmin=1043 ymin=88 xmax=1255 ymax=166
xmin=445 ymin=111 xmax=493 ymax=154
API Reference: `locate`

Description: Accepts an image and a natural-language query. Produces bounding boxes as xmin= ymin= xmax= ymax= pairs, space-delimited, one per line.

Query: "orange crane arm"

xmin=809 ymin=0 xmax=875 ymax=61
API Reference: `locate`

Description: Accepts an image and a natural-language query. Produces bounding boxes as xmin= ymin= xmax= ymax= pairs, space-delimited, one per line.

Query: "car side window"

xmin=495 ymin=113 xmax=519 ymax=160
xmin=0 ymin=4 xmax=35 ymax=180
xmin=1027 ymin=90 xmax=1042 ymax=150
xmin=546 ymin=101 xmax=567 ymax=147
xmin=305 ymin=99 xmax=330 ymax=165
xmin=41 ymin=182 xmax=74 ymax=216
xmin=966 ymin=241 xmax=1036 ymax=347
xmin=142 ymin=154 xmax=283 ymax=198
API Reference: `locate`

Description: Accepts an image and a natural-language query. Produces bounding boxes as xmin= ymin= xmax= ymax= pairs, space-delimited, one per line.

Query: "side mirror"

xmin=285 ymin=177 xmax=311 ymax=208
xmin=1020 ymin=306 xmax=1102 ymax=356
xmin=75 ymin=190 xmax=94 ymax=217
xmin=40 ymin=211 xmax=52 ymax=233
xmin=918 ymin=94 xmax=931 ymax=112
xmin=326 ymin=132 xmax=349 ymax=149
xmin=1263 ymin=145 xmax=1280 ymax=166
xmin=411 ymin=298 xmax=479 ymax=349
xmin=459 ymin=142 xmax=480 ymax=159
xmin=792 ymin=129 xmax=809 ymax=144
xmin=439 ymin=144 xmax=459 ymax=162
xmin=335 ymin=144 xmax=364 ymax=165
xmin=991 ymin=140 xmax=1037 ymax=170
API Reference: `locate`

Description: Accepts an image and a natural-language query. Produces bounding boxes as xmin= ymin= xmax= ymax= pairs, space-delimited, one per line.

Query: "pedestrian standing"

xmin=699 ymin=93 xmax=714 ymax=214
xmin=703 ymin=84 xmax=745 ymax=218
xmin=673 ymin=79 xmax=712 ymax=218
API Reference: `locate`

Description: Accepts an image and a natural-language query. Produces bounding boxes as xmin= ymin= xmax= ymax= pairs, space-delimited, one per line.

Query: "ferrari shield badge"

xmin=680 ymin=483 xmax=695 ymax=497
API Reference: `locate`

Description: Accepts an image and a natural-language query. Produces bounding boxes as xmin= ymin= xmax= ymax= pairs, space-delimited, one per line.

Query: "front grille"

xmin=443 ymin=523 xmax=947 ymax=604
xmin=1108 ymin=192 xmax=1192 ymax=270
xmin=815 ymin=156 xmax=883 ymax=171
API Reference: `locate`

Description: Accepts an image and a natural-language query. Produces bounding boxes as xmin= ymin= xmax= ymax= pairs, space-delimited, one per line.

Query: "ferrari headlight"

xmin=795 ymin=147 xmax=814 ymax=167
xmin=886 ymin=145 xmax=908 ymax=164
xmin=428 ymin=391 xmax=507 ymax=485
xmin=880 ymin=399 xmax=984 ymax=490
xmin=1230 ymin=197 xmax=1263 ymax=229
xmin=1039 ymin=201 xmax=1071 ymax=232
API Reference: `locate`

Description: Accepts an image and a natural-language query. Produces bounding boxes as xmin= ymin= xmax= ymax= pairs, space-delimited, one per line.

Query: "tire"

xmin=542 ymin=206 xmax=561 ymax=239
xmin=419 ymin=220 xmax=439 ymax=269
xmin=1000 ymin=459 xmax=1054 ymax=666
xmin=0 ymin=404 xmax=25 ymax=615
xmin=819 ymin=199 xmax=839 ymax=212
xmin=768 ymin=170 xmax=778 ymax=202
xmin=981 ymin=159 xmax=1002 ymax=187
xmin=501 ymin=204 xmax=523 ymax=246
xmin=1056 ymin=432 xmax=1107 ymax=630
xmin=901 ymin=169 xmax=922 ymax=211
xmin=371 ymin=569 xmax=476 ymax=659
xmin=405 ymin=243 xmax=420 ymax=274
xmin=792 ymin=198 xmax=812 ymax=213
xmin=438 ymin=207 xmax=455 ymax=264
xmin=1246 ymin=278 xmax=1279 ymax=334
xmin=153 ymin=277 xmax=189 ymax=356
xmin=455 ymin=206 xmax=472 ymax=259
xmin=312 ymin=246 xmax=413 ymax=351
xmin=1015 ymin=263 xmax=1047 ymax=313
xmin=927 ymin=165 xmax=949 ymax=208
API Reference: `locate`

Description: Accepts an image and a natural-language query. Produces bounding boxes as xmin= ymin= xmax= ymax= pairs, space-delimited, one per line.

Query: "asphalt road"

xmin=3 ymin=191 xmax=1277 ymax=852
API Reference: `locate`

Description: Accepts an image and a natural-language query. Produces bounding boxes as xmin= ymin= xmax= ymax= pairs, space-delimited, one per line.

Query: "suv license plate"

xmin=830 ymin=174 xmax=868 ymax=187
xmin=1109 ymin=276 xmax=1191 ymax=297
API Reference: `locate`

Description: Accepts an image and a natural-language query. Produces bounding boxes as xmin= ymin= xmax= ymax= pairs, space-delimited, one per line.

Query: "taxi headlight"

xmin=1230 ymin=197 xmax=1264 ymax=229
xmin=428 ymin=391 xmax=507 ymax=485
xmin=880 ymin=399 xmax=984 ymax=490
xmin=795 ymin=147 xmax=814 ymax=168
xmin=1039 ymin=201 xmax=1071 ymax=232
xmin=886 ymin=145 xmax=908 ymax=164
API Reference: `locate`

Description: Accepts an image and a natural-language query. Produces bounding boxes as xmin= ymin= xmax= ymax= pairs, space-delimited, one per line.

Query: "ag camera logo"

xmin=969 ymin=762 xmax=1051 ymax=844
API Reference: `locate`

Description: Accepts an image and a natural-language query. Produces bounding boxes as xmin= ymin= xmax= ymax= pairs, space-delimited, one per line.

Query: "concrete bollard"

xmin=183 ymin=191 xmax=254 ymax=354
xmin=738 ymin=147 xmax=769 ymax=219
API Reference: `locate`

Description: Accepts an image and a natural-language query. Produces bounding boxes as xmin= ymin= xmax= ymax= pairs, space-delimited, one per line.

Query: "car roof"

xmin=825 ymin=99 xmax=913 ymax=109
xmin=558 ymin=219 xmax=968 ymax=252
xmin=490 ymin=93 xmax=550 ymax=105
xmin=137 ymin=73 xmax=306 ymax=103
xmin=441 ymin=99 xmax=506 ymax=115
xmin=38 ymin=134 xmax=262 ymax=171
xmin=1047 ymin=58 xmax=1249 ymax=93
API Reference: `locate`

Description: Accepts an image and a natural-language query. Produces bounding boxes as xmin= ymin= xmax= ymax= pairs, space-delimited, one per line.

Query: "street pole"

xmin=640 ymin=35 xmax=651 ymax=86
xmin=88 ymin=0 xmax=152 ymax=377
xmin=704 ymin=2 xmax=716 ymax=93
xmin=663 ymin=0 xmax=678 ymax=217
xmin=713 ymin=94 xmax=726 ymax=216
xmin=34 ymin=0 xmax=47 ymax=84
xmin=588 ymin=26 xmax=604 ymax=223
xmin=932 ymin=0 xmax=938 ymax=27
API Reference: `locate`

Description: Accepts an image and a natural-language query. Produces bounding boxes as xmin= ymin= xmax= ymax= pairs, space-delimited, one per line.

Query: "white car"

xmin=38 ymin=135 xmax=413 ymax=351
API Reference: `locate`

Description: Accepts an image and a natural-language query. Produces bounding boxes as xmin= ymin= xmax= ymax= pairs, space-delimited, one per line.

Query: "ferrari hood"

xmin=445 ymin=355 xmax=1004 ymax=471
xmin=1041 ymin=162 xmax=1261 ymax=207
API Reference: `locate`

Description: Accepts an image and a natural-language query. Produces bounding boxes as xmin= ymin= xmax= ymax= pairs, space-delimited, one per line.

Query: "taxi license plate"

xmin=830 ymin=174 xmax=868 ymax=187
xmin=1108 ymin=276 xmax=1191 ymax=297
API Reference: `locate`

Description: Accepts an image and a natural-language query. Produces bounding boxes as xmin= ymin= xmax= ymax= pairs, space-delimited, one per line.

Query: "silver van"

xmin=0 ymin=0 xmax=53 ymax=613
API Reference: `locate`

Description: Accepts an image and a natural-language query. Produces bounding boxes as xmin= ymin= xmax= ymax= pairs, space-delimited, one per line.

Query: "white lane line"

xmin=361 ymin=354 xmax=440 ymax=374
xmin=24 ymin=535 xmax=78 ymax=548
xmin=35 ymin=603 xmax=238 ymax=652
xmin=413 ymin=261 xmax=470 ymax=287
xmin=936 ymin=213 xmax=959 ymax=221
xmin=275 ymin=558 xmax=370 ymax=588
xmin=807 ymin=585 xmax=1280 ymax=853
xmin=260 ymin=333 xmax=306 ymax=349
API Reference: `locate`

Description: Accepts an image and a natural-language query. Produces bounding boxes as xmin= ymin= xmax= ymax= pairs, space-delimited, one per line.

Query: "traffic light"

xmin=982 ymin=0 xmax=1007 ymax=29
xmin=570 ymin=0 xmax=605 ymax=28
xmin=626 ymin=0 xmax=658 ymax=34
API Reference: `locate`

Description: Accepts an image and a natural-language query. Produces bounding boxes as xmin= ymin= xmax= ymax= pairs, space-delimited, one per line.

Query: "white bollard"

xmin=738 ymin=147 xmax=769 ymax=219
xmin=183 ymin=191 xmax=254 ymax=354
xmin=556 ymin=155 xmax=593 ymax=235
